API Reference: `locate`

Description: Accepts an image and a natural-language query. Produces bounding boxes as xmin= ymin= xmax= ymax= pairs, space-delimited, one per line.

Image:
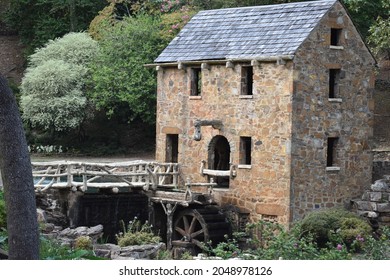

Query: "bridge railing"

xmin=32 ymin=160 xmax=180 ymax=193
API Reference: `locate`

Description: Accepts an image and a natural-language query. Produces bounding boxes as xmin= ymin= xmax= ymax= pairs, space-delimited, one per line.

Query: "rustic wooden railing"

xmin=200 ymin=160 xmax=237 ymax=178
xmin=32 ymin=160 xmax=180 ymax=193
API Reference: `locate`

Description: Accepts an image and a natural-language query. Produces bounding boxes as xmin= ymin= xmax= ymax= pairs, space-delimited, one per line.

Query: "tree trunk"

xmin=0 ymin=74 xmax=39 ymax=259
xmin=69 ymin=0 xmax=77 ymax=32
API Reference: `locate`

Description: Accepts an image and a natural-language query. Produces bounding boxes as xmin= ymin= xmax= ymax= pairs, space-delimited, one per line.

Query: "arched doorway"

xmin=208 ymin=135 xmax=230 ymax=187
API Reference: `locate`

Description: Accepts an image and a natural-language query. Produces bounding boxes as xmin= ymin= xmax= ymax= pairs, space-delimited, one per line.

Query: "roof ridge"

xmin=198 ymin=0 xmax=337 ymax=13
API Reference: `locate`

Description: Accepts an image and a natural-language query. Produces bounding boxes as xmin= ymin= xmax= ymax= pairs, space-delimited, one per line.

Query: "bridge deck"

xmin=32 ymin=160 xmax=216 ymax=205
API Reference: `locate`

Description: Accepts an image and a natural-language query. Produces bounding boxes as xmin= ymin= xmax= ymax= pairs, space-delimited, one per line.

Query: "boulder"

xmin=371 ymin=179 xmax=389 ymax=191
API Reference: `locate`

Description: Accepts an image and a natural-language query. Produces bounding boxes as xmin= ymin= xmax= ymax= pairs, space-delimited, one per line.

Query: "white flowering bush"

xmin=20 ymin=32 xmax=98 ymax=132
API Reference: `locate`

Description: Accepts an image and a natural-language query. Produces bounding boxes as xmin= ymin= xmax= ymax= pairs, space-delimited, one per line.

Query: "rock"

xmin=371 ymin=179 xmax=389 ymax=191
xmin=36 ymin=208 xmax=47 ymax=223
xmin=93 ymin=243 xmax=166 ymax=260
xmin=356 ymin=210 xmax=379 ymax=218
xmin=94 ymin=243 xmax=121 ymax=259
xmin=56 ymin=225 xmax=104 ymax=247
xmin=118 ymin=243 xmax=166 ymax=260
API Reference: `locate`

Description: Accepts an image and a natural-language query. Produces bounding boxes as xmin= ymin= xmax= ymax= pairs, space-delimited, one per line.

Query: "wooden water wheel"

xmin=172 ymin=206 xmax=231 ymax=253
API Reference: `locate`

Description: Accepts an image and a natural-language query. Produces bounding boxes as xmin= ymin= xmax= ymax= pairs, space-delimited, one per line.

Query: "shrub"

xmin=116 ymin=218 xmax=160 ymax=247
xmin=339 ymin=217 xmax=372 ymax=246
xmin=75 ymin=236 xmax=93 ymax=250
xmin=298 ymin=208 xmax=369 ymax=247
xmin=360 ymin=226 xmax=390 ymax=260
xmin=20 ymin=32 xmax=98 ymax=133
xmin=40 ymin=236 xmax=101 ymax=260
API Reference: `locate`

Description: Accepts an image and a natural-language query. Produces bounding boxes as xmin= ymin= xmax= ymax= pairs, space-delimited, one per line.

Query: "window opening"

xmin=241 ymin=66 xmax=253 ymax=96
xmin=190 ymin=68 xmax=202 ymax=96
xmin=330 ymin=28 xmax=342 ymax=46
xmin=239 ymin=136 xmax=252 ymax=165
xmin=166 ymin=134 xmax=178 ymax=163
xmin=329 ymin=69 xmax=341 ymax=98
xmin=327 ymin=137 xmax=339 ymax=167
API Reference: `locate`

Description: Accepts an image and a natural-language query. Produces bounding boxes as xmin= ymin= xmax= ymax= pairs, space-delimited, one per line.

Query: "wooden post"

xmin=161 ymin=202 xmax=178 ymax=250
xmin=81 ymin=164 xmax=87 ymax=192
xmin=66 ymin=164 xmax=73 ymax=188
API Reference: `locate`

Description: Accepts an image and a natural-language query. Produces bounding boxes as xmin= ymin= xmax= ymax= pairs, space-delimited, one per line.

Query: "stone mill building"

xmin=151 ymin=0 xmax=376 ymax=226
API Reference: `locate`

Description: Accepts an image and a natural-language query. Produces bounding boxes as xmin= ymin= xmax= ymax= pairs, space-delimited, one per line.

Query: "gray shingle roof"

xmin=155 ymin=0 xmax=337 ymax=63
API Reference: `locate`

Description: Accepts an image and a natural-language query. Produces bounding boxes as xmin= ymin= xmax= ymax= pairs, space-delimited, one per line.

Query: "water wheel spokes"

xmin=174 ymin=209 xmax=208 ymax=247
xmin=172 ymin=206 xmax=231 ymax=255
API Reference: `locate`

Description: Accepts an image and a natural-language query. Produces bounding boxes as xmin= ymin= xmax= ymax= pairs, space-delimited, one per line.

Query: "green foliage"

xmin=39 ymin=236 xmax=102 ymax=260
xmin=88 ymin=14 xmax=165 ymax=124
xmin=29 ymin=32 xmax=100 ymax=67
xmin=203 ymin=215 xmax=389 ymax=260
xmin=0 ymin=191 xmax=6 ymax=229
xmin=4 ymin=0 xmax=106 ymax=56
xmin=298 ymin=208 xmax=365 ymax=247
xmin=0 ymin=231 xmax=7 ymax=254
xmin=361 ymin=226 xmax=390 ymax=260
xmin=116 ymin=218 xmax=160 ymax=247
xmin=368 ymin=17 xmax=390 ymax=59
xmin=155 ymin=249 xmax=173 ymax=259
xmin=160 ymin=5 xmax=198 ymax=42
xmin=88 ymin=2 xmax=118 ymax=41
xmin=339 ymin=217 xmax=372 ymax=245
xmin=74 ymin=236 xmax=93 ymax=250
xmin=343 ymin=0 xmax=389 ymax=39
xmin=20 ymin=32 xmax=98 ymax=133
xmin=203 ymin=233 xmax=243 ymax=259
xmin=244 ymin=221 xmax=322 ymax=260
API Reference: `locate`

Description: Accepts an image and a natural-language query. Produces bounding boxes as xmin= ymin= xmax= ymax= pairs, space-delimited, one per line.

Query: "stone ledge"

xmin=189 ymin=96 xmax=202 ymax=100
xmin=328 ymin=98 xmax=343 ymax=103
xmin=329 ymin=45 xmax=344 ymax=50
xmin=326 ymin=166 xmax=341 ymax=172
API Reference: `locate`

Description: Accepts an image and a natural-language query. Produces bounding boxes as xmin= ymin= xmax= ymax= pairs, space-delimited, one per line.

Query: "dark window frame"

xmin=239 ymin=136 xmax=252 ymax=165
xmin=166 ymin=134 xmax=179 ymax=163
xmin=190 ymin=67 xmax=202 ymax=96
xmin=327 ymin=137 xmax=339 ymax=167
xmin=330 ymin=28 xmax=342 ymax=46
xmin=329 ymin=68 xmax=341 ymax=98
xmin=241 ymin=66 xmax=253 ymax=96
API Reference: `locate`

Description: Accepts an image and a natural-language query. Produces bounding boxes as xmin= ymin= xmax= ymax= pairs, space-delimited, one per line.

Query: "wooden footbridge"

xmin=32 ymin=160 xmax=217 ymax=205
xmin=32 ymin=160 xmax=232 ymax=253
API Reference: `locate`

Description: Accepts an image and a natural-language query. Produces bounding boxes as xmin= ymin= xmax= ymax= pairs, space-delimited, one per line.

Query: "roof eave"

xmin=146 ymin=55 xmax=295 ymax=68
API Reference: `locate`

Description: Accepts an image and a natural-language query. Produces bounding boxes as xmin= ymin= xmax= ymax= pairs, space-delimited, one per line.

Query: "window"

xmin=241 ymin=66 xmax=253 ymax=96
xmin=239 ymin=136 xmax=252 ymax=165
xmin=190 ymin=67 xmax=202 ymax=96
xmin=166 ymin=134 xmax=178 ymax=163
xmin=330 ymin=28 xmax=342 ymax=46
xmin=326 ymin=137 xmax=339 ymax=167
xmin=329 ymin=69 xmax=341 ymax=98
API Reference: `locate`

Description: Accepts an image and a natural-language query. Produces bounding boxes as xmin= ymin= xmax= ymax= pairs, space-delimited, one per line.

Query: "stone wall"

xmin=155 ymin=2 xmax=375 ymax=226
xmin=373 ymin=161 xmax=390 ymax=182
xmin=291 ymin=1 xmax=375 ymax=221
xmin=156 ymin=62 xmax=294 ymax=225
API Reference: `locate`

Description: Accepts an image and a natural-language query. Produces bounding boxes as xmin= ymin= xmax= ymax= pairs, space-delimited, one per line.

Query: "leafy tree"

xmin=0 ymin=74 xmax=39 ymax=259
xmin=20 ymin=32 xmax=98 ymax=133
xmin=4 ymin=0 xmax=106 ymax=55
xmin=343 ymin=0 xmax=389 ymax=39
xmin=88 ymin=14 xmax=166 ymax=124
xmin=368 ymin=17 xmax=390 ymax=60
